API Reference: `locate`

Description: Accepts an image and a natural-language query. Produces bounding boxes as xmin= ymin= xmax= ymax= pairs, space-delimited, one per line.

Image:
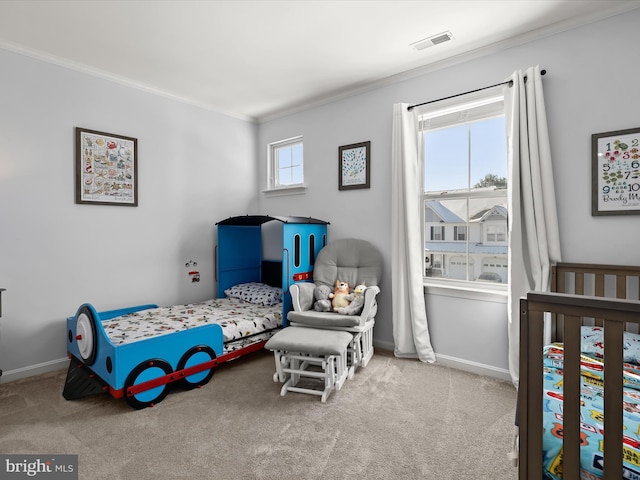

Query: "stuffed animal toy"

xmin=337 ymin=283 xmax=366 ymax=316
xmin=313 ymin=284 xmax=332 ymax=312
xmin=329 ymin=280 xmax=351 ymax=312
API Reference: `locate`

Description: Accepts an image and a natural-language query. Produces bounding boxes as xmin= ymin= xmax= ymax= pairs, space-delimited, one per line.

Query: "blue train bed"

xmin=63 ymin=215 xmax=328 ymax=409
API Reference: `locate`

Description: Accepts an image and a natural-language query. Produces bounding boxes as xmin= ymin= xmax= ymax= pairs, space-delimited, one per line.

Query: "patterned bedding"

xmin=101 ymin=297 xmax=282 ymax=353
xmin=542 ymin=342 xmax=640 ymax=479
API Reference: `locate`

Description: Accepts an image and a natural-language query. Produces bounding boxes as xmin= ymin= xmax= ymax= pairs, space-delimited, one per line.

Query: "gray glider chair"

xmin=288 ymin=238 xmax=382 ymax=371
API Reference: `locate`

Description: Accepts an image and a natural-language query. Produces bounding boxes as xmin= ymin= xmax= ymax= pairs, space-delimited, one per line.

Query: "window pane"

xmin=425 ymin=198 xmax=469 ymax=279
xmin=278 ymin=168 xmax=290 ymax=185
xmin=424 ymin=179 xmax=507 ymax=282
xmin=469 ymin=196 xmax=507 ymax=283
xmin=470 ymin=117 xmax=507 ymax=188
xmin=291 ymin=144 xmax=303 ymax=166
xmin=291 ymin=165 xmax=304 ymax=184
xmin=424 ymin=125 xmax=469 ymax=192
xmin=278 ymin=148 xmax=292 ymax=168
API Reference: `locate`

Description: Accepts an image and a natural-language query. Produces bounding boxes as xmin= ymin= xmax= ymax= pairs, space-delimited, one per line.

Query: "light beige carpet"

xmin=0 ymin=350 xmax=517 ymax=479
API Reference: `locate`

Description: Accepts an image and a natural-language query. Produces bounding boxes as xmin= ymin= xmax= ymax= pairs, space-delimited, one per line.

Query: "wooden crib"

xmin=519 ymin=263 xmax=640 ymax=480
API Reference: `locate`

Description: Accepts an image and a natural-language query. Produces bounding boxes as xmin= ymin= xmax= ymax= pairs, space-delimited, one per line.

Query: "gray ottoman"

xmin=265 ymin=327 xmax=353 ymax=402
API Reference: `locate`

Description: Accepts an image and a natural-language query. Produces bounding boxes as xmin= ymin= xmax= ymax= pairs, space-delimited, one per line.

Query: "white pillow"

xmin=224 ymin=282 xmax=282 ymax=306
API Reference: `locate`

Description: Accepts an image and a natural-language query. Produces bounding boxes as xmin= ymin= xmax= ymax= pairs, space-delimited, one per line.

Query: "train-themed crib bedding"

xmin=64 ymin=215 xmax=329 ymax=409
xmin=542 ymin=326 xmax=640 ymax=479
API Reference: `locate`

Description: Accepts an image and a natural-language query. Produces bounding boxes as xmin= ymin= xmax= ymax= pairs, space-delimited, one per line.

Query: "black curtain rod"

xmin=407 ymin=69 xmax=547 ymax=111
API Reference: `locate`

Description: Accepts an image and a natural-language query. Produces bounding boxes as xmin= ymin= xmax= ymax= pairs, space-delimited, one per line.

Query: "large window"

xmin=268 ymin=136 xmax=303 ymax=190
xmin=420 ymin=87 xmax=508 ymax=286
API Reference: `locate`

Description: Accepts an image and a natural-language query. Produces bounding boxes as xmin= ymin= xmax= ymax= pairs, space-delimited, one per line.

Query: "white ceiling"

xmin=1 ymin=0 xmax=639 ymax=122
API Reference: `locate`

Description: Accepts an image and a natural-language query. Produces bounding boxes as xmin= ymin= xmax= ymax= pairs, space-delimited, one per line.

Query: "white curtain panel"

xmin=505 ymin=66 xmax=562 ymax=386
xmin=391 ymin=104 xmax=436 ymax=363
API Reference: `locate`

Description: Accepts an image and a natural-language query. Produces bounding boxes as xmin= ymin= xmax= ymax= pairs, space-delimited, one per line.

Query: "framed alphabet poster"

xmin=592 ymin=127 xmax=640 ymax=216
xmin=75 ymin=128 xmax=138 ymax=206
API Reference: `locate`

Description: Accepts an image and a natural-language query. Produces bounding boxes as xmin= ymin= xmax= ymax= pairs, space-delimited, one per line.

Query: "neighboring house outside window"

xmin=419 ymin=86 xmax=508 ymax=286
xmin=266 ymin=136 xmax=305 ymax=194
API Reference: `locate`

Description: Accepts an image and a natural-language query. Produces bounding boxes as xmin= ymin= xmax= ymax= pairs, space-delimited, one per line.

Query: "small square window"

xmin=268 ymin=136 xmax=304 ymax=190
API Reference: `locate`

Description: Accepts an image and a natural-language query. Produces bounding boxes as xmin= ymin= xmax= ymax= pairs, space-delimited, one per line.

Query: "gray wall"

xmin=258 ymin=9 xmax=640 ymax=379
xmin=0 ymin=49 xmax=258 ymax=380
xmin=1 ymin=8 xmax=639 ymax=382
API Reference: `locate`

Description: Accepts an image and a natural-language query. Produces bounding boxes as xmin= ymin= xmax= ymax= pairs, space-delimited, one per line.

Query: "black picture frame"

xmin=75 ymin=127 xmax=138 ymax=206
xmin=592 ymin=127 xmax=640 ymax=216
xmin=338 ymin=141 xmax=370 ymax=190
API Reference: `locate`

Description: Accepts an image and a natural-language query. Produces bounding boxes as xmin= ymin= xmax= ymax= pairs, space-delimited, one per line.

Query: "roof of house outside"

xmin=425 ymin=200 xmax=464 ymax=223
xmin=470 ymin=205 xmax=508 ymax=222
xmin=425 ymin=196 xmax=506 ymax=222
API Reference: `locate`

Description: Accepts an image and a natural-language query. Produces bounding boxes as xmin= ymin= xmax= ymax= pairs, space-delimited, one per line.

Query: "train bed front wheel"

xmin=124 ymin=359 xmax=172 ymax=409
xmin=75 ymin=306 xmax=97 ymax=366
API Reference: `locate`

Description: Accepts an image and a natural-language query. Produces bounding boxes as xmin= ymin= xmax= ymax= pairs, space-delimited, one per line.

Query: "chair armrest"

xmin=358 ymin=285 xmax=381 ymax=326
xmin=290 ymin=282 xmax=317 ymax=312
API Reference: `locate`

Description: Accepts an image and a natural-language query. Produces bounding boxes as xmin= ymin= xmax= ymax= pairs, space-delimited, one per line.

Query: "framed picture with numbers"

xmin=592 ymin=127 xmax=640 ymax=216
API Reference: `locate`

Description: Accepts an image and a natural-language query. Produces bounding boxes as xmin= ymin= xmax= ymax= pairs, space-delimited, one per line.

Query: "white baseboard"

xmin=0 ymin=357 xmax=68 ymax=384
xmin=373 ymin=339 xmax=395 ymax=352
xmin=373 ymin=339 xmax=511 ymax=382
xmin=434 ymin=353 xmax=511 ymax=382
xmin=0 ymin=349 xmax=512 ymax=384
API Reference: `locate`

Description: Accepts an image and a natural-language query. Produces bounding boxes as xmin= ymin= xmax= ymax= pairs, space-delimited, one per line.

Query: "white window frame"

xmin=265 ymin=136 xmax=306 ymax=196
xmin=419 ymin=86 xmax=508 ymax=297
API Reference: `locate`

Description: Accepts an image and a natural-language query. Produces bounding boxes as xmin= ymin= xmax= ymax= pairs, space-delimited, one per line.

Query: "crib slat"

xmin=616 ymin=274 xmax=626 ymax=299
xmin=518 ymin=298 xmax=530 ymax=479
xmin=595 ymin=273 xmax=605 ymax=297
xmin=604 ymin=320 xmax=624 ymax=480
xmin=553 ymin=267 xmax=564 ymax=341
xmin=519 ymin=301 xmax=544 ymax=479
xmin=562 ymin=316 xmax=581 ymax=480
xmin=575 ymin=272 xmax=584 ymax=295
xmin=554 ymin=265 xmax=563 ymax=293
xmin=594 ymin=274 xmax=606 ymax=326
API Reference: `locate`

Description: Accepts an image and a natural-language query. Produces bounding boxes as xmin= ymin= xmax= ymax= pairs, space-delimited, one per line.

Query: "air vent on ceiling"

xmin=410 ymin=31 xmax=454 ymax=51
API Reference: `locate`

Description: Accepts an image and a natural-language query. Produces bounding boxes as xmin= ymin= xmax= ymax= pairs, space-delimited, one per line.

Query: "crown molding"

xmin=257 ymin=3 xmax=640 ymax=123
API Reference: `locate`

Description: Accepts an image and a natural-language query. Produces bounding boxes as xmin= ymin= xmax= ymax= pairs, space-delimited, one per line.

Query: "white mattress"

xmin=101 ymin=297 xmax=282 ymax=347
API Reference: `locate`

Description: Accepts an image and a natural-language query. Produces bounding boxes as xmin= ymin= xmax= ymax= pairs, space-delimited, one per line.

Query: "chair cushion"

xmin=265 ymin=327 xmax=353 ymax=355
xmin=313 ymin=239 xmax=382 ymax=290
xmin=288 ymin=310 xmax=361 ymax=328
